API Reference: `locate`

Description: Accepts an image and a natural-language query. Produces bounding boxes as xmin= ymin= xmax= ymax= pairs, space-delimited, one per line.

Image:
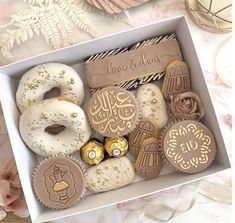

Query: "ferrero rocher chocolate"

xmin=80 ymin=140 xmax=104 ymax=165
xmin=105 ymin=137 xmax=128 ymax=157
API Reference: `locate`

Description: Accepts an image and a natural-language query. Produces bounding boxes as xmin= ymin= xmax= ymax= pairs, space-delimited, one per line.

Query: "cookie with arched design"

xmin=129 ymin=119 xmax=159 ymax=159
xmin=162 ymin=60 xmax=191 ymax=100
xmin=134 ymin=137 xmax=162 ymax=180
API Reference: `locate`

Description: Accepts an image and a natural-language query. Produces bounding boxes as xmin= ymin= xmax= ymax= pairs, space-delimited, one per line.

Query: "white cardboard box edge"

xmin=0 ymin=15 xmax=231 ymax=223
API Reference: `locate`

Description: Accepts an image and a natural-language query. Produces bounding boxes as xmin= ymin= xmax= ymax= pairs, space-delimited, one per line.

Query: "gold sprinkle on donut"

xmin=41 ymin=113 xmax=49 ymax=119
xmin=97 ymin=169 xmax=102 ymax=174
xmin=71 ymin=112 xmax=77 ymax=118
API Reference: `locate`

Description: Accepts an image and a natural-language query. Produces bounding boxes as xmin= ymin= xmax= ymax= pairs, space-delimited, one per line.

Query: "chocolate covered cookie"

xmin=129 ymin=119 xmax=159 ymax=158
xmin=85 ymin=34 xmax=182 ymax=94
xmin=162 ymin=120 xmax=216 ymax=173
xmin=33 ymin=155 xmax=85 ymax=209
xmin=85 ymin=157 xmax=135 ymax=193
xmin=88 ymin=86 xmax=139 ymax=137
xmin=162 ymin=60 xmax=191 ymax=100
xmin=137 ymin=83 xmax=168 ymax=129
xmin=135 ymin=137 xmax=162 ymax=180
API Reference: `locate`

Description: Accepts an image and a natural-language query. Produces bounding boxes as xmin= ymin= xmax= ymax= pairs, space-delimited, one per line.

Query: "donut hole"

xmin=43 ymin=87 xmax=61 ymax=99
xmin=45 ymin=124 xmax=65 ymax=135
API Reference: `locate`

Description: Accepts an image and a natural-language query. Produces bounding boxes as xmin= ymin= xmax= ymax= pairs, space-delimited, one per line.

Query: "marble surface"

xmin=0 ymin=0 xmax=232 ymax=222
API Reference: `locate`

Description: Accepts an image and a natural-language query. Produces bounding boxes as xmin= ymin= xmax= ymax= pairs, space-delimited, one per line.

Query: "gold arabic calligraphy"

xmin=90 ymin=90 xmax=137 ymax=135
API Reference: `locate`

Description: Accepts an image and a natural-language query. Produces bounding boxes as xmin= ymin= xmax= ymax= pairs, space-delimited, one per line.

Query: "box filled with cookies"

xmin=0 ymin=16 xmax=230 ymax=223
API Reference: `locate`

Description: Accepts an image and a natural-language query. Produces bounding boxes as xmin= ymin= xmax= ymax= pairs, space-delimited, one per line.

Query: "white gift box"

xmin=0 ymin=16 xmax=230 ymax=223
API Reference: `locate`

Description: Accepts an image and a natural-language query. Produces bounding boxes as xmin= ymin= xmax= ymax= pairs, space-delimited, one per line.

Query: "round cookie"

xmin=136 ymin=83 xmax=168 ymax=129
xmin=16 ymin=63 xmax=85 ymax=113
xmin=88 ymin=86 xmax=139 ymax=137
xmin=19 ymin=98 xmax=91 ymax=156
xmin=33 ymin=155 xmax=85 ymax=209
xmin=85 ymin=156 xmax=135 ymax=193
xmin=162 ymin=120 xmax=216 ymax=173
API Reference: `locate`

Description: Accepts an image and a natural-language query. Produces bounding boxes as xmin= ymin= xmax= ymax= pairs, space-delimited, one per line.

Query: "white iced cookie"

xmin=16 ymin=63 xmax=85 ymax=113
xmin=86 ymin=157 xmax=135 ymax=193
xmin=137 ymin=83 xmax=168 ymax=128
xmin=19 ymin=98 xmax=91 ymax=156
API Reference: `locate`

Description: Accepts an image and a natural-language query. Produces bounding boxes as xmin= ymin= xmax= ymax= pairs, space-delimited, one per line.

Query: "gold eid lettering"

xmin=180 ymin=141 xmax=198 ymax=153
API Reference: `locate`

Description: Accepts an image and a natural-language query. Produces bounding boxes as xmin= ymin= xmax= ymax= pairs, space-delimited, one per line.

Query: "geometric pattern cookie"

xmin=162 ymin=120 xmax=216 ymax=173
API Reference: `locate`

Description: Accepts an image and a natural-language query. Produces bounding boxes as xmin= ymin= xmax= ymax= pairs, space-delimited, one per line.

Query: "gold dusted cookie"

xmin=105 ymin=137 xmax=128 ymax=157
xmin=162 ymin=60 xmax=191 ymax=100
xmin=80 ymin=140 xmax=104 ymax=165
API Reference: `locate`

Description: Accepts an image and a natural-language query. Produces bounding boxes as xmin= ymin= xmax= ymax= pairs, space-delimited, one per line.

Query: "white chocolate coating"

xmin=16 ymin=63 xmax=85 ymax=113
xmin=86 ymin=157 xmax=135 ymax=193
xmin=137 ymin=83 xmax=168 ymax=128
xmin=19 ymin=99 xmax=91 ymax=156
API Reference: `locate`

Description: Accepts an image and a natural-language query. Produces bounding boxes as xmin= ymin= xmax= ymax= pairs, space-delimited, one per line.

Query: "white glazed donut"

xmin=16 ymin=63 xmax=85 ymax=113
xmin=19 ymin=98 xmax=91 ymax=156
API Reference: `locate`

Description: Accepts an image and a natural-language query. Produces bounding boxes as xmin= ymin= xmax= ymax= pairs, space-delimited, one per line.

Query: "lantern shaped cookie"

xmin=162 ymin=60 xmax=191 ymax=100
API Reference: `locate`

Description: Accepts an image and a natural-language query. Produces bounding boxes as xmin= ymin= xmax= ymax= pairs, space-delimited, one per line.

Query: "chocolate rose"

xmin=169 ymin=92 xmax=204 ymax=120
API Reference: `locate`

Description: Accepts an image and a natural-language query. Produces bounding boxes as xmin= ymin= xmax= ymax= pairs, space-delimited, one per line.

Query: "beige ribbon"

xmin=124 ymin=179 xmax=231 ymax=223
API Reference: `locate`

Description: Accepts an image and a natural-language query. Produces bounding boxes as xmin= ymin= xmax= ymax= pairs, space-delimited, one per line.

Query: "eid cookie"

xmin=162 ymin=120 xmax=216 ymax=173
xmin=135 ymin=137 xmax=162 ymax=180
xmin=136 ymin=83 xmax=168 ymax=129
xmin=85 ymin=156 xmax=135 ymax=193
xmin=88 ymin=86 xmax=139 ymax=137
xmin=162 ymin=60 xmax=191 ymax=100
xmin=33 ymin=155 xmax=86 ymax=209
xmin=129 ymin=119 xmax=159 ymax=158
xmin=16 ymin=63 xmax=85 ymax=113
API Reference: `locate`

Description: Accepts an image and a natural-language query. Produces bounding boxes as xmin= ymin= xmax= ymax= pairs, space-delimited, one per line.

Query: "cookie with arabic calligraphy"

xmin=88 ymin=86 xmax=139 ymax=137
xmin=162 ymin=120 xmax=216 ymax=173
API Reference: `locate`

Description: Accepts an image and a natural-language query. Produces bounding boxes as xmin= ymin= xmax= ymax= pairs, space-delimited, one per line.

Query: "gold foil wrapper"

xmin=105 ymin=137 xmax=128 ymax=157
xmin=80 ymin=140 xmax=104 ymax=165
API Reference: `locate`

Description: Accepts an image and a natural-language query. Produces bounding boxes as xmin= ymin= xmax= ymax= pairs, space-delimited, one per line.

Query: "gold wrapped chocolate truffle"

xmin=80 ymin=140 xmax=104 ymax=165
xmin=105 ymin=137 xmax=128 ymax=157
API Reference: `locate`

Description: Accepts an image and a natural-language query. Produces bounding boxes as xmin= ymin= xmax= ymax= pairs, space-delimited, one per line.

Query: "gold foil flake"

xmin=71 ymin=112 xmax=77 ymax=118
xmin=41 ymin=113 xmax=49 ymax=119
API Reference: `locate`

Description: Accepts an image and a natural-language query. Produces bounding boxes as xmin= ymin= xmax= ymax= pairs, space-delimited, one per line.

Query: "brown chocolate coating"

xmin=169 ymin=92 xmax=204 ymax=120
xmin=88 ymin=86 xmax=139 ymax=137
xmin=162 ymin=60 xmax=191 ymax=100
xmin=129 ymin=119 xmax=159 ymax=159
xmin=162 ymin=120 xmax=216 ymax=173
xmin=33 ymin=156 xmax=85 ymax=209
xmin=135 ymin=137 xmax=162 ymax=180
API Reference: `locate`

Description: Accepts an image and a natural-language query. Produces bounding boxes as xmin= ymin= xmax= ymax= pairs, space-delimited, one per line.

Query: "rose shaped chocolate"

xmin=169 ymin=92 xmax=204 ymax=120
